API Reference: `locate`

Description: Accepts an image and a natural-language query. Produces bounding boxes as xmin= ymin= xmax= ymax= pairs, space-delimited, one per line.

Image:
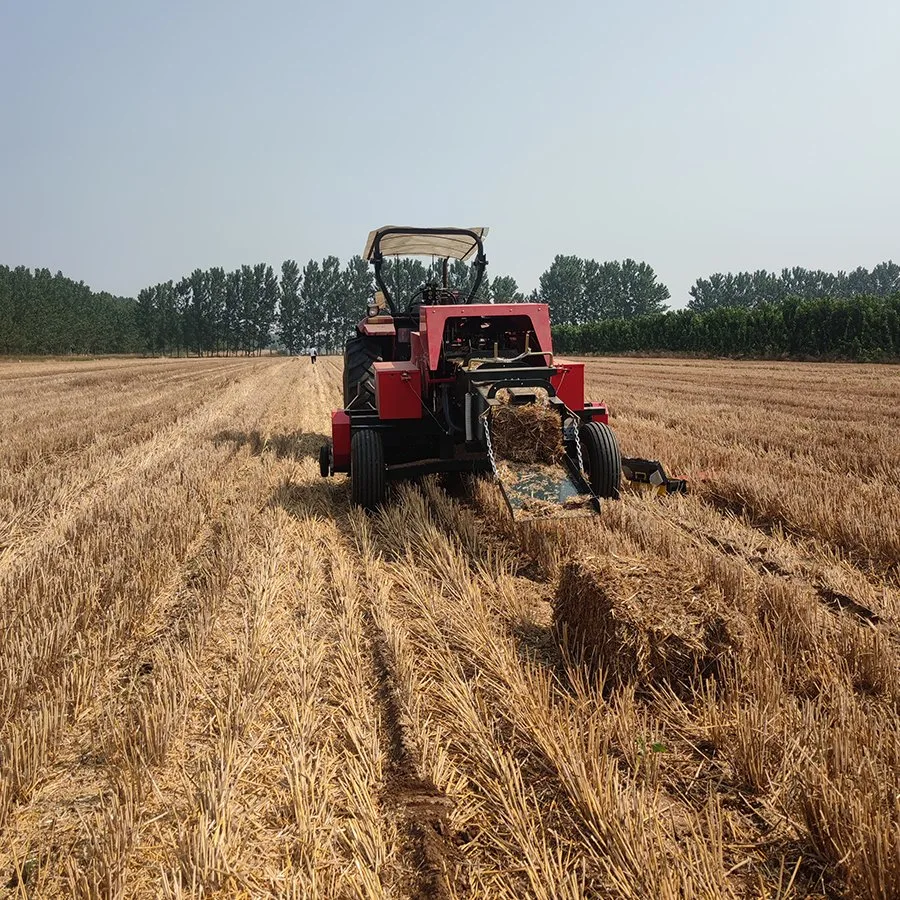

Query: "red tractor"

xmin=319 ymin=226 xmax=685 ymax=515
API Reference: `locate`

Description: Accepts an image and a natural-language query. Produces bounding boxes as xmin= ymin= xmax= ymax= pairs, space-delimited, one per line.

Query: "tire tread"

xmin=581 ymin=421 xmax=621 ymax=499
xmin=350 ymin=430 xmax=385 ymax=510
xmin=343 ymin=336 xmax=381 ymax=408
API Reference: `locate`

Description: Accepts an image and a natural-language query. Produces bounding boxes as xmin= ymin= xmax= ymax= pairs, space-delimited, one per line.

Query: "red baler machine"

xmin=320 ymin=226 xmax=685 ymax=516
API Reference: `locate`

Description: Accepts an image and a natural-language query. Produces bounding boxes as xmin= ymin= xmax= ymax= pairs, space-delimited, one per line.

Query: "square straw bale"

xmin=489 ymin=402 xmax=564 ymax=464
xmin=553 ymin=557 xmax=738 ymax=694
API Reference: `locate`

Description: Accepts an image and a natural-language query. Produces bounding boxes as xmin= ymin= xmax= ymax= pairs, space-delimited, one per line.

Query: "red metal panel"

xmin=421 ymin=303 xmax=553 ymax=371
xmin=409 ymin=332 xmax=433 ymax=388
xmin=374 ymin=361 xmax=422 ymax=419
xmin=410 ymin=331 xmax=424 ymax=364
xmin=331 ymin=410 xmax=351 ymax=471
xmin=550 ymin=360 xmax=585 ymax=411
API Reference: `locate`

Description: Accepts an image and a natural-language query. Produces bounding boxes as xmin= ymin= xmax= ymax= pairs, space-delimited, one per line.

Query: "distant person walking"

xmin=310 ymin=346 xmax=317 ymax=364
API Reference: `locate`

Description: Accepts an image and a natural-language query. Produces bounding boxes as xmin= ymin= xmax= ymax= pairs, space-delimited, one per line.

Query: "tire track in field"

xmin=141 ymin=358 xmax=396 ymax=898
xmin=370 ymin=483 xmax=739 ymax=898
xmin=360 ymin=568 xmax=459 ymax=900
xmin=275 ymin=362 xmax=450 ymax=895
xmin=273 ymin=478 xmax=457 ymax=899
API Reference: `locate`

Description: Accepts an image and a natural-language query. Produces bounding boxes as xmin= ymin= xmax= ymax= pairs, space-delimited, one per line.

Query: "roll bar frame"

xmin=370 ymin=227 xmax=488 ymax=315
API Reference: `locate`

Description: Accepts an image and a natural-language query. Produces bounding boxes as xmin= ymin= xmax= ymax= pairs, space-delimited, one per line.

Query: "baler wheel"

xmin=581 ymin=422 xmax=622 ymax=499
xmin=350 ymin=430 xmax=385 ymax=511
xmin=319 ymin=443 xmax=333 ymax=477
xmin=343 ymin=336 xmax=381 ymax=409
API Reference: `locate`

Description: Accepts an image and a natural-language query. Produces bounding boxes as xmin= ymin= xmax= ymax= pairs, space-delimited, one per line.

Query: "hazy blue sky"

xmin=2 ymin=0 xmax=899 ymax=305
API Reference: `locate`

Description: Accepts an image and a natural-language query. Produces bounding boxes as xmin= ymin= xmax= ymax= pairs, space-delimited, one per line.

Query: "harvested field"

xmin=0 ymin=354 xmax=898 ymax=898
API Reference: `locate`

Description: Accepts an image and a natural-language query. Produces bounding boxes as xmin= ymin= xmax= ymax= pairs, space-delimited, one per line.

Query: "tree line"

xmin=553 ymin=294 xmax=900 ymax=362
xmin=0 ymin=265 xmax=139 ymax=355
xmin=136 ymin=264 xmax=280 ymax=356
xmin=536 ymin=255 xmax=671 ymax=324
xmin=0 ymin=255 xmax=525 ymax=358
xmin=3 ymin=252 xmax=899 ymax=361
xmin=135 ymin=256 xmax=526 ymax=356
xmin=688 ymin=262 xmax=900 ymax=311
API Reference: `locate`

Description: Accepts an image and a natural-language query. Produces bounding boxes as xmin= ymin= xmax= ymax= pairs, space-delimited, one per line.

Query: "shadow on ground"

xmin=269 ymin=476 xmax=349 ymax=520
xmin=213 ymin=429 xmax=329 ymax=461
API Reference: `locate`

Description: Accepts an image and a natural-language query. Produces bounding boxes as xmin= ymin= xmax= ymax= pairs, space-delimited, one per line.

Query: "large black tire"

xmin=343 ymin=336 xmax=381 ymax=409
xmin=350 ymin=430 xmax=385 ymax=511
xmin=581 ymin=422 xmax=621 ymax=499
xmin=319 ymin=443 xmax=332 ymax=477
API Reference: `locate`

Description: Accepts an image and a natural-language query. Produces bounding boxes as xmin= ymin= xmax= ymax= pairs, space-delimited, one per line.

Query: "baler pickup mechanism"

xmin=622 ymin=459 xmax=688 ymax=496
xmin=491 ymin=455 xmax=600 ymax=520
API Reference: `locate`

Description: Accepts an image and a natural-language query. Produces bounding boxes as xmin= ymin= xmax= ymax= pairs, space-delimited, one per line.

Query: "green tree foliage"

xmin=239 ymin=265 xmax=257 ymax=353
xmin=223 ymin=270 xmax=242 ymax=354
xmin=343 ymin=255 xmax=374 ymax=315
xmin=131 ymin=264 xmax=280 ymax=356
xmin=299 ymin=259 xmax=324 ymax=351
xmin=278 ymin=259 xmax=302 ymax=355
xmin=552 ymin=294 xmax=900 ymax=362
xmin=318 ymin=256 xmax=347 ymax=352
xmin=258 ymin=265 xmax=279 ymax=353
xmin=539 ymin=256 xmax=669 ymax=325
xmin=380 ymin=258 xmax=428 ymax=306
xmin=448 ymin=259 xmax=491 ymax=301
xmin=689 ymin=262 xmax=900 ymax=311
xmin=14 ymin=251 xmax=898 ymax=363
xmin=490 ymin=275 xmax=523 ymax=301
xmin=0 ymin=265 xmax=139 ymax=354
xmin=422 ymin=260 xmax=517 ymax=302
xmin=540 ymin=255 xmax=583 ymax=325
xmin=186 ymin=268 xmax=210 ymax=355
xmin=291 ymin=255 xmax=370 ymax=354
xmin=208 ymin=267 xmax=226 ymax=353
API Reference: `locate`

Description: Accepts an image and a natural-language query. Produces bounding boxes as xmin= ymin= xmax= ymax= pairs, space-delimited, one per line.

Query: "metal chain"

xmin=573 ymin=417 xmax=585 ymax=475
xmin=482 ymin=412 xmax=499 ymax=479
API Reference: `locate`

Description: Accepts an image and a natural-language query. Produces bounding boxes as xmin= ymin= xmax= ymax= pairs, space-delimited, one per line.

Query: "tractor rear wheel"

xmin=350 ymin=430 xmax=385 ymax=511
xmin=581 ymin=422 xmax=621 ymax=499
xmin=343 ymin=336 xmax=381 ymax=409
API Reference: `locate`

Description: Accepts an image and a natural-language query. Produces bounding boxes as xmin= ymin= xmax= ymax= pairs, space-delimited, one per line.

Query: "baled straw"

xmin=489 ymin=402 xmax=563 ymax=465
xmin=553 ymin=557 xmax=737 ymax=694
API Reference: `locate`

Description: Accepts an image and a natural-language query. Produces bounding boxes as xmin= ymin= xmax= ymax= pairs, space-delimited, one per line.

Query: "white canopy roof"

xmin=364 ymin=226 xmax=488 ymax=262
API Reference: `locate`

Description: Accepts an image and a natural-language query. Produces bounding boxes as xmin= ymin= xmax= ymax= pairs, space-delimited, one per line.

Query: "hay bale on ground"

xmin=490 ymin=402 xmax=563 ymax=464
xmin=553 ymin=557 xmax=737 ymax=693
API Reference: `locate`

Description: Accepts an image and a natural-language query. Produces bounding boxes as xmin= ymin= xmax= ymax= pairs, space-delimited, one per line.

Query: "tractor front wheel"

xmin=580 ymin=422 xmax=621 ymax=499
xmin=350 ymin=430 xmax=385 ymax=511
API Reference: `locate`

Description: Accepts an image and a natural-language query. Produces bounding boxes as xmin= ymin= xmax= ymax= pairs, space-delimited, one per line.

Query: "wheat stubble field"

xmin=0 ymin=356 xmax=898 ymax=899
